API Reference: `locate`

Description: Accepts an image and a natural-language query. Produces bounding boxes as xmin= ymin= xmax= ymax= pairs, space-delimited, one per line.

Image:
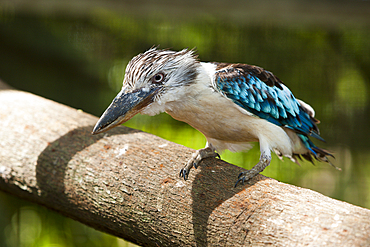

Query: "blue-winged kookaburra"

xmin=92 ymin=48 xmax=336 ymax=187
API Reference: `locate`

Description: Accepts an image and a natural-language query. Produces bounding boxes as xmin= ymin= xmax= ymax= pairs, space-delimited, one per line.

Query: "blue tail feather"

xmin=297 ymin=134 xmax=334 ymax=163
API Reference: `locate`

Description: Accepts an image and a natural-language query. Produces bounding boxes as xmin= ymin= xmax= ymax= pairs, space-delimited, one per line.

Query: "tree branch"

xmin=0 ymin=80 xmax=369 ymax=246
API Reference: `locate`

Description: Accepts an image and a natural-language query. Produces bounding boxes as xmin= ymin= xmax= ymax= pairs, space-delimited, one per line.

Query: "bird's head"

xmin=92 ymin=48 xmax=199 ymax=134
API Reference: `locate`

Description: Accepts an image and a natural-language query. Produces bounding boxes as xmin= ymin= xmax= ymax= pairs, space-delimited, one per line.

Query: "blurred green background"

xmin=0 ymin=0 xmax=369 ymax=246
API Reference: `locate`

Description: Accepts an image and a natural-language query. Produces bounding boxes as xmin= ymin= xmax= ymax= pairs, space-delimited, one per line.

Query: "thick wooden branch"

xmin=0 ymin=80 xmax=370 ymax=246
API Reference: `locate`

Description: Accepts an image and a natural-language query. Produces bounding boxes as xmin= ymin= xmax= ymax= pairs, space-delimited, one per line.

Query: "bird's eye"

xmin=152 ymin=73 xmax=165 ymax=84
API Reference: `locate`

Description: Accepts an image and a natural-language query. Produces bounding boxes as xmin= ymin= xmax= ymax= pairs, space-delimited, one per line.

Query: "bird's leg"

xmin=235 ymin=151 xmax=271 ymax=187
xmin=179 ymin=145 xmax=220 ymax=180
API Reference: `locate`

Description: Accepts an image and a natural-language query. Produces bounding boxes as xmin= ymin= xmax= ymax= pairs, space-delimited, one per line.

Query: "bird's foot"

xmin=235 ymin=154 xmax=271 ymax=187
xmin=179 ymin=147 xmax=220 ymax=180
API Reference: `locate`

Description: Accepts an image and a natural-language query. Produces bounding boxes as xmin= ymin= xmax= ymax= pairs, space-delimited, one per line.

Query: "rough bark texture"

xmin=0 ymin=80 xmax=370 ymax=246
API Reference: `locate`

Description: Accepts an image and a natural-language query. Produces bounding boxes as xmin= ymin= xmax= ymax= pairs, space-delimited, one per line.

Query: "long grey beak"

xmin=92 ymin=87 xmax=161 ymax=135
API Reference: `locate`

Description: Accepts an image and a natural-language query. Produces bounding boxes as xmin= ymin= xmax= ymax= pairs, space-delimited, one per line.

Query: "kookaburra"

xmin=92 ymin=48 xmax=336 ymax=187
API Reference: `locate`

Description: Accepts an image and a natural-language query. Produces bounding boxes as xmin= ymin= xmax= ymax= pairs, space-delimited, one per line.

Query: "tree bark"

xmin=0 ymin=80 xmax=369 ymax=247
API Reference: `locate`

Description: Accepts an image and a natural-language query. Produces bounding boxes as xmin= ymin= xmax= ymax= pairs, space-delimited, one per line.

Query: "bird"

xmin=92 ymin=48 xmax=337 ymax=187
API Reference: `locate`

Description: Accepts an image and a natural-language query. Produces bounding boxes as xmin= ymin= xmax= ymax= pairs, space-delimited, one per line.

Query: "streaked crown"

xmin=122 ymin=48 xmax=199 ymax=92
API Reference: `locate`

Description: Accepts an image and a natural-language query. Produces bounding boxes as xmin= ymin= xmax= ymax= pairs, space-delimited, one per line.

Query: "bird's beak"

xmin=92 ymin=87 xmax=161 ymax=135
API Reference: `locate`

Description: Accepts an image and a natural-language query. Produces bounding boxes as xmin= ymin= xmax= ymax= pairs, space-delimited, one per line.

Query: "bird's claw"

xmin=234 ymin=170 xmax=258 ymax=187
xmin=179 ymin=160 xmax=196 ymax=181
xmin=179 ymin=168 xmax=189 ymax=180
xmin=179 ymin=147 xmax=220 ymax=181
xmin=193 ymin=162 xmax=198 ymax=169
xmin=235 ymin=172 xmax=249 ymax=187
xmin=235 ymin=155 xmax=271 ymax=187
xmin=235 ymin=178 xmax=245 ymax=188
xmin=179 ymin=162 xmax=199 ymax=181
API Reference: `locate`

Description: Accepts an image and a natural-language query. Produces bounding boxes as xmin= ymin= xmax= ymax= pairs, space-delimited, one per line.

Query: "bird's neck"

xmin=198 ymin=62 xmax=217 ymax=85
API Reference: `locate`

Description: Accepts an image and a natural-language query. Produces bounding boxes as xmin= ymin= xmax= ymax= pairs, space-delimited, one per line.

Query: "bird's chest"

xmin=165 ymin=91 xmax=259 ymax=142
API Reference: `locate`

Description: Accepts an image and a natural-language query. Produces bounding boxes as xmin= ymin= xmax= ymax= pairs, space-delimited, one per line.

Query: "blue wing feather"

xmin=213 ymin=63 xmax=324 ymax=142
